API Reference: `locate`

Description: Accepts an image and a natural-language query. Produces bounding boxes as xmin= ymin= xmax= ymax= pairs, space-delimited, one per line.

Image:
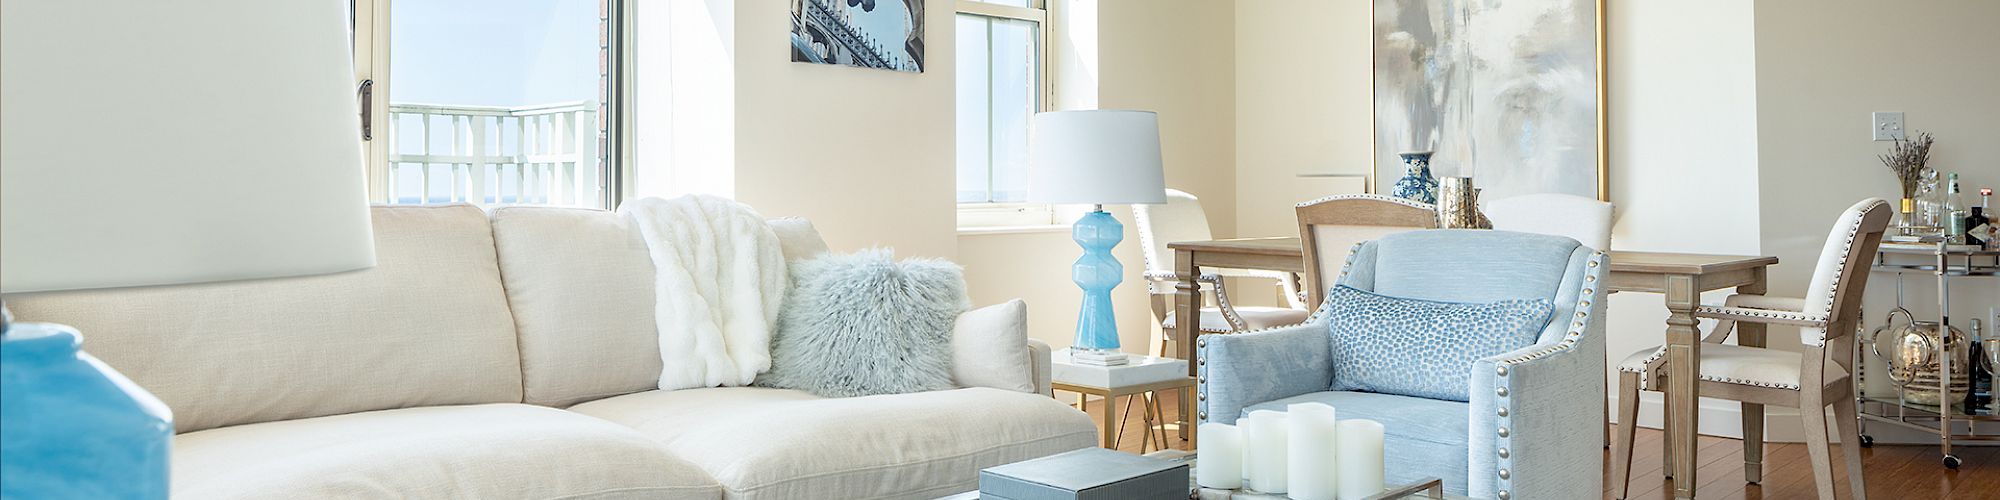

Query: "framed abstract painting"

xmin=1372 ymin=0 xmax=1608 ymax=201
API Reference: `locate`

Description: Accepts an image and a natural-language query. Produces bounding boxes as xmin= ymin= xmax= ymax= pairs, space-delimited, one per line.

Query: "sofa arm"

xmin=1027 ymin=339 xmax=1053 ymax=397
xmin=1196 ymin=322 xmax=1333 ymax=425
xmin=1466 ymin=277 xmax=1608 ymax=500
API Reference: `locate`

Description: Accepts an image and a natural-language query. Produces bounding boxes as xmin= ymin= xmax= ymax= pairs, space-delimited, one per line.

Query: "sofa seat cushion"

xmin=172 ymin=404 xmax=721 ymax=500
xmin=569 ymin=387 xmax=1096 ymax=500
xmin=1245 ymin=391 xmax=1472 ymax=495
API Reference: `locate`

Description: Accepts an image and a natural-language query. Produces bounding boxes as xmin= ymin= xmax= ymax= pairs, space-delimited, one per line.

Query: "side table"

xmin=1051 ymin=349 xmax=1196 ymax=451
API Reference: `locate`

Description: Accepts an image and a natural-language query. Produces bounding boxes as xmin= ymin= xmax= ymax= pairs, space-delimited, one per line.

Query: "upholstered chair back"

xmin=1132 ymin=189 xmax=1214 ymax=293
xmin=1336 ymin=230 xmax=1593 ymax=345
xmin=1295 ymin=194 xmax=1436 ymax=306
xmin=1485 ymin=193 xmax=1613 ymax=251
xmin=1799 ymin=198 xmax=1893 ymax=348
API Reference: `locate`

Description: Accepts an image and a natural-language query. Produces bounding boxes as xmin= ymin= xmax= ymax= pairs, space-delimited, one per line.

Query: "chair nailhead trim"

xmin=1498 ymin=447 xmax=1509 ymax=459
xmin=1196 ymin=393 xmax=1206 ymax=401
xmin=1496 ymin=366 xmax=1508 ymax=377
xmin=1498 ymin=469 xmax=1510 ymax=480
xmin=1497 ymin=427 xmax=1509 ymax=438
xmin=1496 ymin=387 xmax=1508 ymax=397
xmin=1497 ymin=407 xmax=1508 ymax=417
xmin=1497 ymin=491 xmax=1510 ymax=500
xmin=1198 ymin=411 xmax=1208 ymax=420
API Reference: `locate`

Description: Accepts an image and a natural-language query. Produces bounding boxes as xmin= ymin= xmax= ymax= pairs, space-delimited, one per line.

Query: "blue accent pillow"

xmin=1324 ymin=285 xmax=1554 ymax=402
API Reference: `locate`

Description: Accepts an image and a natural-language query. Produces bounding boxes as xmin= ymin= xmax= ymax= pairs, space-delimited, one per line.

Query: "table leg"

xmin=1102 ymin=392 xmax=1119 ymax=449
xmin=1736 ymin=269 xmax=1767 ymax=483
xmin=1175 ymin=248 xmax=1200 ymax=447
xmin=1664 ymin=274 xmax=1701 ymax=499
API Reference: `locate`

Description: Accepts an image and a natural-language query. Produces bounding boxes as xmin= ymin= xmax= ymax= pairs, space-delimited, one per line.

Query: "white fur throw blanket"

xmin=620 ymin=195 xmax=788 ymax=390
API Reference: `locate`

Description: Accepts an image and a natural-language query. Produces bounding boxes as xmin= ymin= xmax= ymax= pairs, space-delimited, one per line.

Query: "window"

xmin=353 ymin=0 xmax=628 ymax=209
xmin=956 ymin=0 xmax=1051 ymax=227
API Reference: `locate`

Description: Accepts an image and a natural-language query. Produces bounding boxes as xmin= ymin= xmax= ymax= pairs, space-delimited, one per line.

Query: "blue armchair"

xmin=1196 ymin=230 xmax=1608 ymax=499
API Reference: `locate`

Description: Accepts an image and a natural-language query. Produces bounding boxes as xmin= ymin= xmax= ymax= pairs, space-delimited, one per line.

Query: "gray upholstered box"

xmin=978 ymin=448 xmax=1189 ymax=500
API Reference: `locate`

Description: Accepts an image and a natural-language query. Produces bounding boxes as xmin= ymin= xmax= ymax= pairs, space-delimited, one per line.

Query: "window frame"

xmin=350 ymin=0 xmax=632 ymax=210
xmin=955 ymin=0 xmax=1055 ymax=229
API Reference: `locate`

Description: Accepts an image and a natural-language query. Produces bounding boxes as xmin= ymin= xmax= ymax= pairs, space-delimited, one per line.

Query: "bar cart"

xmin=1857 ymin=237 xmax=1999 ymax=469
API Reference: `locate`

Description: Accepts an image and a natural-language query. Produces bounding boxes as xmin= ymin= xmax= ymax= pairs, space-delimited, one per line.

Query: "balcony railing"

xmin=385 ymin=100 xmax=601 ymax=207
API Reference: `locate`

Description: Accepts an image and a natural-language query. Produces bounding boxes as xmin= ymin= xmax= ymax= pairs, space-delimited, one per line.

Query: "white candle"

xmin=1288 ymin=403 xmax=1340 ymax=500
xmin=1196 ymin=423 xmax=1243 ymax=489
xmin=1243 ymin=410 xmax=1289 ymax=494
xmin=1336 ymin=419 xmax=1386 ymax=500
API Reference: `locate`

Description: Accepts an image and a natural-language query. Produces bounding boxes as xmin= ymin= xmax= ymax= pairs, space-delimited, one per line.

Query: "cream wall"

xmin=959 ymin=0 xmax=1238 ymax=355
xmin=1755 ymin=0 xmax=2000 ymax=443
xmin=1232 ymin=0 xmax=1374 ymax=239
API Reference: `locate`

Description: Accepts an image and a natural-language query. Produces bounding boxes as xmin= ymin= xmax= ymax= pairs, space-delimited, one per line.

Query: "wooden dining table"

xmin=1169 ymin=236 xmax=1778 ymax=500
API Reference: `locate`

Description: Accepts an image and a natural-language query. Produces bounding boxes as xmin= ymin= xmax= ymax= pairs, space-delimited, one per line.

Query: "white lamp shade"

xmin=1027 ymin=110 xmax=1167 ymax=205
xmin=1 ymin=0 xmax=376 ymax=293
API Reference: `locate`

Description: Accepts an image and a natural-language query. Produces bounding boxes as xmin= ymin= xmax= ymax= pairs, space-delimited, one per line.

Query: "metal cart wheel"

xmin=1944 ymin=455 xmax=1961 ymax=469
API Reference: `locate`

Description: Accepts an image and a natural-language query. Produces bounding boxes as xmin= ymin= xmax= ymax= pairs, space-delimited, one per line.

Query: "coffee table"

xmin=940 ymin=450 xmax=1469 ymax=500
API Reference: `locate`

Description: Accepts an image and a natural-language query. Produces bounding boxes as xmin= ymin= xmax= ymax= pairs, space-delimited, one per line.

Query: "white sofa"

xmin=4 ymin=204 xmax=1096 ymax=499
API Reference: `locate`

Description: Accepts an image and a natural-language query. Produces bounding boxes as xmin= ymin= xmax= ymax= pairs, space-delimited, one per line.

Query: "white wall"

xmin=1232 ymin=0 xmax=1374 ymax=239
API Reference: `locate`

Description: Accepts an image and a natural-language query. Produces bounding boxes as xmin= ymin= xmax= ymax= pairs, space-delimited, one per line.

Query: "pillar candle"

xmin=1335 ymin=419 xmax=1386 ymax=500
xmin=1288 ymin=403 xmax=1340 ymax=500
xmin=1195 ymin=423 xmax=1243 ymax=489
xmin=1243 ymin=410 xmax=1289 ymax=494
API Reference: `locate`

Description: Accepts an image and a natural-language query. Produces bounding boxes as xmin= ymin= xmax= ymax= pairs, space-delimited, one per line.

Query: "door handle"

xmin=357 ymin=79 xmax=373 ymax=141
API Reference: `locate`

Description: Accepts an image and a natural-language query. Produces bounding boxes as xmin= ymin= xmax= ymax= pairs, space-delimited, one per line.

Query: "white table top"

xmin=1050 ymin=349 xmax=1190 ymax=390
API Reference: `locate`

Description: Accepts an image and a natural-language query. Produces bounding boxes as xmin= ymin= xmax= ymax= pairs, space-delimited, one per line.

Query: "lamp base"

xmin=0 ymin=311 xmax=172 ymax=499
xmin=1069 ymin=347 xmax=1130 ymax=366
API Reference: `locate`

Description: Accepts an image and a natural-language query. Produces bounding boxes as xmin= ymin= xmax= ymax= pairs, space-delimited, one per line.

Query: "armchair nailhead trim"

xmin=1199 ymin=411 xmax=1208 ymax=420
xmin=1496 ymin=387 xmax=1508 ymax=397
xmin=1498 ymin=469 xmax=1510 ymax=480
xmin=1498 ymin=447 xmax=1509 ymax=459
xmin=1197 ymin=393 xmax=1206 ymax=401
xmin=1497 ymin=427 xmax=1509 ymax=438
xmin=1497 ymin=491 xmax=1510 ymax=500
xmin=1497 ymin=407 xmax=1507 ymax=417
xmin=1495 ymin=366 xmax=1508 ymax=377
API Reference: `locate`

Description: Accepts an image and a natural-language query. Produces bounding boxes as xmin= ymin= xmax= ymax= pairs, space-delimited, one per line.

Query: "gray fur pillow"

xmin=756 ymin=248 xmax=969 ymax=397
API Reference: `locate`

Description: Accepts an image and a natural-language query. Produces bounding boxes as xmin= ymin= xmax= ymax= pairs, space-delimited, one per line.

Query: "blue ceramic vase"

xmin=0 ymin=319 xmax=173 ymax=499
xmin=1069 ymin=210 xmax=1124 ymax=352
xmin=1392 ymin=151 xmax=1439 ymax=204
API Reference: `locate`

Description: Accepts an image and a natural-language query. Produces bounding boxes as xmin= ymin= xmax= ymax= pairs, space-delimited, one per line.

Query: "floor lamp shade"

xmin=1 ymin=2 xmax=374 ymax=497
xmin=1026 ymin=111 xmax=1166 ymax=359
xmin=1 ymin=0 xmax=376 ymax=293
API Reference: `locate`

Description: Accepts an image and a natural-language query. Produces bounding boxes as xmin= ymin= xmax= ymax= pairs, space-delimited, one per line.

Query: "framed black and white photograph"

xmin=791 ymin=0 xmax=925 ymax=73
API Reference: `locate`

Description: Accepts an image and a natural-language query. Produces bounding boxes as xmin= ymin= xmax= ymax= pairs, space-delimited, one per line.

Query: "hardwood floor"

xmin=1076 ymin=394 xmax=2000 ymax=499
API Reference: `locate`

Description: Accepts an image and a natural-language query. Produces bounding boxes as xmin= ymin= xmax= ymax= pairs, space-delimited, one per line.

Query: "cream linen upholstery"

xmin=490 ymin=208 xmax=838 ymax=407
xmin=1618 ymin=344 xmax=1849 ymax=391
xmin=1 ymin=205 xmax=522 ymax=433
xmin=951 ymin=299 xmax=1035 ymax=393
xmin=568 ymin=387 xmax=1096 ymax=500
xmin=172 ymin=404 xmax=722 ymax=500
xmin=491 ymin=206 xmax=663 ymax=407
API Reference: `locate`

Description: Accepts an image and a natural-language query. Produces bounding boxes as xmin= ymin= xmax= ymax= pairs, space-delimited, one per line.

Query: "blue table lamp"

xmin=1 ymin=1 xmax=378 ymax=496
xmin=1028 ymin=110 xmax=1167 ymax=366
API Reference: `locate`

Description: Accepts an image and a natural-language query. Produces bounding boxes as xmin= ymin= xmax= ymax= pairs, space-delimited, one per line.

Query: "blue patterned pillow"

xmin=1324 ymin=285 xmax=1553 ymax=402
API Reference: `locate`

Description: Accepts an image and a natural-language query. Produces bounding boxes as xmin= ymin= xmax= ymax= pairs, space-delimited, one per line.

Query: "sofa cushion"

xmin=569 ymin=387 xmax=1096 ymax=500
xmin=952 ymin=299 xmax=1035 ymax=393
xmin=172 ymin=404 xmax=721 ymax=500
xmin=2 ymin=205 xmax=523 ymax=433
xmin=1245 ymin=391 xmax=1472 ymax=495
xmin=490 ymin=207 xmax=838 ymax=407
xmin=1322 ymin=285 xmax=1552 ymax=401
xmin=491 ymin=206 xmax=663 ymax=407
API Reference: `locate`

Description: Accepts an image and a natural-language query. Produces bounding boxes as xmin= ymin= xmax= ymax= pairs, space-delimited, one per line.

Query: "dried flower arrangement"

xmin=1879 ymin=131 xmax=1934 ymax=199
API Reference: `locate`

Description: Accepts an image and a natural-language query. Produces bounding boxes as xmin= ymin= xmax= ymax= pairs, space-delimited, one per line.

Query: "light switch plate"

xmin=1872 ymin=111 xmax=1905 ymax=141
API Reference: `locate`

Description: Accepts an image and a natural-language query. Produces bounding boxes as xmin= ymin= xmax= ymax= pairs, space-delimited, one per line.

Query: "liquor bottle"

xmin=1972 ymin=188 xmax=1995 ymax=249
xmin=1970 ymin=319 xmax=1990 ymax=413
xmin=1944 ymin=173 xmax=1968 ymax=244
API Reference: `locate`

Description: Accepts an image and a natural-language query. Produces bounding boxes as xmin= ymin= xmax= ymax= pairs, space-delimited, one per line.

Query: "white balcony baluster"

xmin=386 ymin=101 xmax=600 ymax=207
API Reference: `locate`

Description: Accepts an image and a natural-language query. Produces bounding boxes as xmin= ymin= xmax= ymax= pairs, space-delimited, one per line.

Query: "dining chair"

xmin=1486 ymin=193 xmax=1613 ymax=250
xmin=1485 ymin=192 xmax=1615 ymax=447
xmin=1135 ymin=189 xmax=1309 ymax=356
xmin=1611 ymin=198 xmax=1892 ymax=500
xmin=1295 ymin=194 xmax=1437 ymax=307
